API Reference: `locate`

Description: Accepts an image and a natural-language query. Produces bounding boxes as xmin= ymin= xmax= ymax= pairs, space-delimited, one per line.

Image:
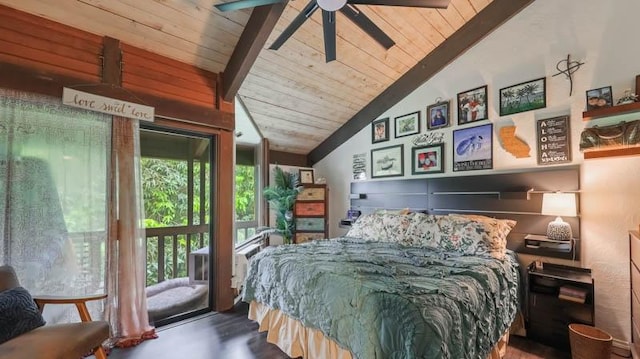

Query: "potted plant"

xmin=263 ymin=166 xmax=302 ymax=244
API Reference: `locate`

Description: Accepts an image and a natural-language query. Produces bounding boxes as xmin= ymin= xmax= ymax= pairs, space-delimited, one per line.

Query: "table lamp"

xmin=541 ymin=192 xmax=577 ymax=241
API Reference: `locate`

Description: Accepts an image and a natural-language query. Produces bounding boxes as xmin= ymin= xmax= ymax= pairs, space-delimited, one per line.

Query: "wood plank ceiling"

xmin=1 ymin=0 xmax=492 ymax=154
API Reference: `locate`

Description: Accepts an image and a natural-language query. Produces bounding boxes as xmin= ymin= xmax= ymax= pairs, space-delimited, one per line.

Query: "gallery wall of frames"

xmin=364 ymin=74 xmax=640 ymax=181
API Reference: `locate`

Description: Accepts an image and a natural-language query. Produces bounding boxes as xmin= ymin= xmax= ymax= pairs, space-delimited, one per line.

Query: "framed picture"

xmin=426 ymin=101 xmax=450 ymax=130
xmin=537 ymin=115 xmax=571 ymax=165
xmin=585 ymin=86 xmax=613 ymax=111
xmin=412 ymin=143 xmax=444 ymax=175
xmin=371 ymin=144 xmax=404 ymax=178
xmin=371 ymin=117 xmax=389 ymax=143
xmin=299 ymin=169 xmax=314 ymax=184
xmin=394 ymin=111 xmax=421 ymax=138
xmin=457 ymin=85 xmax=488 ymax=125
xmin=453 ymin=123 xmax=493 ymax=172
xmin=499 ymin=77 xmax=546 ymax=116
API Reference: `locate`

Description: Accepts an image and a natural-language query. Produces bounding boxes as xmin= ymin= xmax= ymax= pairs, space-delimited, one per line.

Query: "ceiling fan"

xmin=215 ymin=0 xmax=451 ymax=62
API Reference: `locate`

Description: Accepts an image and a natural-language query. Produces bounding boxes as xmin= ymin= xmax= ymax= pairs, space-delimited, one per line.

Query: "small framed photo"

xmin=299 ymin=169 xmax=314 ymax=184
xmin=394 ymin=111 xmax=421 ymax=138
xmin=371 ymin=117 xmax=389 ymax=143
xmin=412 ymin=144 xmax=444 ymax=175
xmin=457 ymin=85 xmax=488 ymax=125
xmin=453 ymin=123 xmax=493 ymax=172
xmin=426 ymin=101 xmax=450 ymax=130
xmin=585 ymin=86 xmax=613 ymax=111
xmin=499 ymin=77 xmax=546 ymax=116
xmin=371 ymin=144 xmax=404 ymax=178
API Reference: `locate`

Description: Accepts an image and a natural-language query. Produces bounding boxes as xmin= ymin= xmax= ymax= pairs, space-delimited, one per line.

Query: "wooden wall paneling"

xmin=0 ymin=40 xmax=99 ymax=77
xmin=0 ymin=0 xmax=227 ymax=72
xmin=122 ymin=73 xmax=216 ymax=107
xmin=120 ymin=43 xmax=219 ymax=81
xmin=269 ymin=150 xmax=309 ymax=167
xmin=123 ymin=62 xmax=216 ymax=94
xmin=79 ymin=0 xmax=239 ymax=57
xmin=215 ymin=129 xmax=235 ymax=311
xmin=0 ymin=61 xmax=90 ymax=98
xmin=0 ymin=29 xmax=101 ymax=66
xmin=0 ymin=4 xmax=103 ymax=47
xmin=0 ymin=4 xmax=102 ymax=81
xmin=0 ymin=7 xmax=235 ymax=130
xmin=121 ymin=43 xmax=218 ymax=108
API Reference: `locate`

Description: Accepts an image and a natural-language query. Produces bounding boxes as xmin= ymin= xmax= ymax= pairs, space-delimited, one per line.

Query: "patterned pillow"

xmin=0 ymin=287 xmax=46 ymax=344
xmin=346 ymin=212 xmax=414 ymax=244
xmin=402 ymin=213 xmax=516 ymax=259
xmin=441 ymin=214 xmax=517 ymax=259
xmin=404 ymin=212 xmax=440 ymax=248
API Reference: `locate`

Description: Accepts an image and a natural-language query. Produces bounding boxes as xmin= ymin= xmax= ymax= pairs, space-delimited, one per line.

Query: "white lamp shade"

xmin=541 ymin=193 xmax=577 ymax=217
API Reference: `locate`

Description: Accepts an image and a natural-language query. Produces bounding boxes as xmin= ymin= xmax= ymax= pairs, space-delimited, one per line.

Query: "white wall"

xmin=314 ymin=0 xmax=640 ymax=343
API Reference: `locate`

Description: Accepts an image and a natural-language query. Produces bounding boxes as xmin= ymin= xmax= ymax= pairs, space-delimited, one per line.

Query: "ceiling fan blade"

xmin=322 ymin=10 xmax=337 ymax=62
xmin=341 ymin=5 xmax=394 ymax=49
xmin=269 ymin=0 xmax=319 ymax=50
xmin=215 ymin=0 xmax=285 ymax=12
xmin=347 ymin=0 xmax=450 ymax=9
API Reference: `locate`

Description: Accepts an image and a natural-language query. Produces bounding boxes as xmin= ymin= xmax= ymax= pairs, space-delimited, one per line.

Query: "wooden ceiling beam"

xmin=308 ymin=0 xmax=536 ymax=164
xmin=222 ymin=2 xmax=288 ymax=102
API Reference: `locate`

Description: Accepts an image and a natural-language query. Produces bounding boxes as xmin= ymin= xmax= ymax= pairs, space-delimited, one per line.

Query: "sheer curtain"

xmin=0 ymin=89 xmax=155 ymax=347
xmin=0 ymin=89 xmax=110 ymax=322
xmin=107 ymin=117 xmax=156 ymax=346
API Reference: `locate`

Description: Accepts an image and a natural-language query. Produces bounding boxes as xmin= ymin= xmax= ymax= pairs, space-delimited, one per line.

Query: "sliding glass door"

xmin=139 ymin=126 xmax=214 ymax=325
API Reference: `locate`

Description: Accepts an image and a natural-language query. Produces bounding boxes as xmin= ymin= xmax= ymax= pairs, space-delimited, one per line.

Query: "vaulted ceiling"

xmin=2 ymin=0 xmax=497 ymax=154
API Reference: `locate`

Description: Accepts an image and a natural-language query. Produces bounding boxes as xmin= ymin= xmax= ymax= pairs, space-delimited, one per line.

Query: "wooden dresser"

xmin=293 ymin=184 xmax=328 ymax=244
xmin=630 ymin=230 xmax=640 ymax=356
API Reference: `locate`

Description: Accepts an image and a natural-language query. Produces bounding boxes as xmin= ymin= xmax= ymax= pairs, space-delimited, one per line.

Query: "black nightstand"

xmin=526 ymin=262 xmax=594 ymax=351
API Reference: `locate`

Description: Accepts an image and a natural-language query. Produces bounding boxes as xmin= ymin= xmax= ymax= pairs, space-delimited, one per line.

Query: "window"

xmin=235 ymin=146 xmax=259 ymax=246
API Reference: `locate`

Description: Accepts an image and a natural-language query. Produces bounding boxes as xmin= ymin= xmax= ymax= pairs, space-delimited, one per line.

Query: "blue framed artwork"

xmin=453 ymin=123 xmax=493 ymax=172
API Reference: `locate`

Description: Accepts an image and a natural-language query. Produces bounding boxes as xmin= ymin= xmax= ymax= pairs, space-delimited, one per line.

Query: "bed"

xmin=242 ymin=212 xmax=522 ymax=359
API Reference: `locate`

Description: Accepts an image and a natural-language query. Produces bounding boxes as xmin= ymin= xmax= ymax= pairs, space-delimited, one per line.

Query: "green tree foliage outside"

xmin=235 ymin=165 xmax=257 ymax=245
xmin=141 ymin=158 xmax=209 ymax=285
xmin=142 ymin=159 xmax=258 ymax=285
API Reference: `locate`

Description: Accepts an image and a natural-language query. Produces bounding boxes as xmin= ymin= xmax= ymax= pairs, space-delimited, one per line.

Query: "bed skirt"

xmin=248 ymin=300 xmax=521 ymax=359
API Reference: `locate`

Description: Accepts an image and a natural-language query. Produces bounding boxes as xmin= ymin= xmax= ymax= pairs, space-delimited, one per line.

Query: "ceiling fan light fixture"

xmin=317 ymin=0 xmax=347 ymax=11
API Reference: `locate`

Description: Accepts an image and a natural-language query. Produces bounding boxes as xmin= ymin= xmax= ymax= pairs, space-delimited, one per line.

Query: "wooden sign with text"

xmin=537 ymin=115 xmax=571 ymax=165
xmin=62 ymin=88 xmax=154 ymax=121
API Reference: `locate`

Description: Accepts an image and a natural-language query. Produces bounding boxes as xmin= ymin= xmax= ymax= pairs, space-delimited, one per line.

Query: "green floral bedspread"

xmin=242 ymin=237 xmax=520 ymax=359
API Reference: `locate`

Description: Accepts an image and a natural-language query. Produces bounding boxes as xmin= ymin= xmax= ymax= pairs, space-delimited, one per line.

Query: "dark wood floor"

xmin=104 ymin=302 xmax=611 ymax=359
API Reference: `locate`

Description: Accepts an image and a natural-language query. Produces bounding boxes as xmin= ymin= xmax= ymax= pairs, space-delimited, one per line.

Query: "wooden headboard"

xmin=350 ymin=166 xmax=581 ymax=260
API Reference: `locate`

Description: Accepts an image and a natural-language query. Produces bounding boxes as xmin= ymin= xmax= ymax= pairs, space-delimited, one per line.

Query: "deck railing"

xmin=70 ymin=225 xmax=216 ymax=287
xmin=144 ymin=225 xmax=209 ymax=286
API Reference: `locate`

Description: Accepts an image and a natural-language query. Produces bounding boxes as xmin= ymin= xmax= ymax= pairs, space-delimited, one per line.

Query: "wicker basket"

xmin=568 ymin=323 xmax=613 ymax=359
